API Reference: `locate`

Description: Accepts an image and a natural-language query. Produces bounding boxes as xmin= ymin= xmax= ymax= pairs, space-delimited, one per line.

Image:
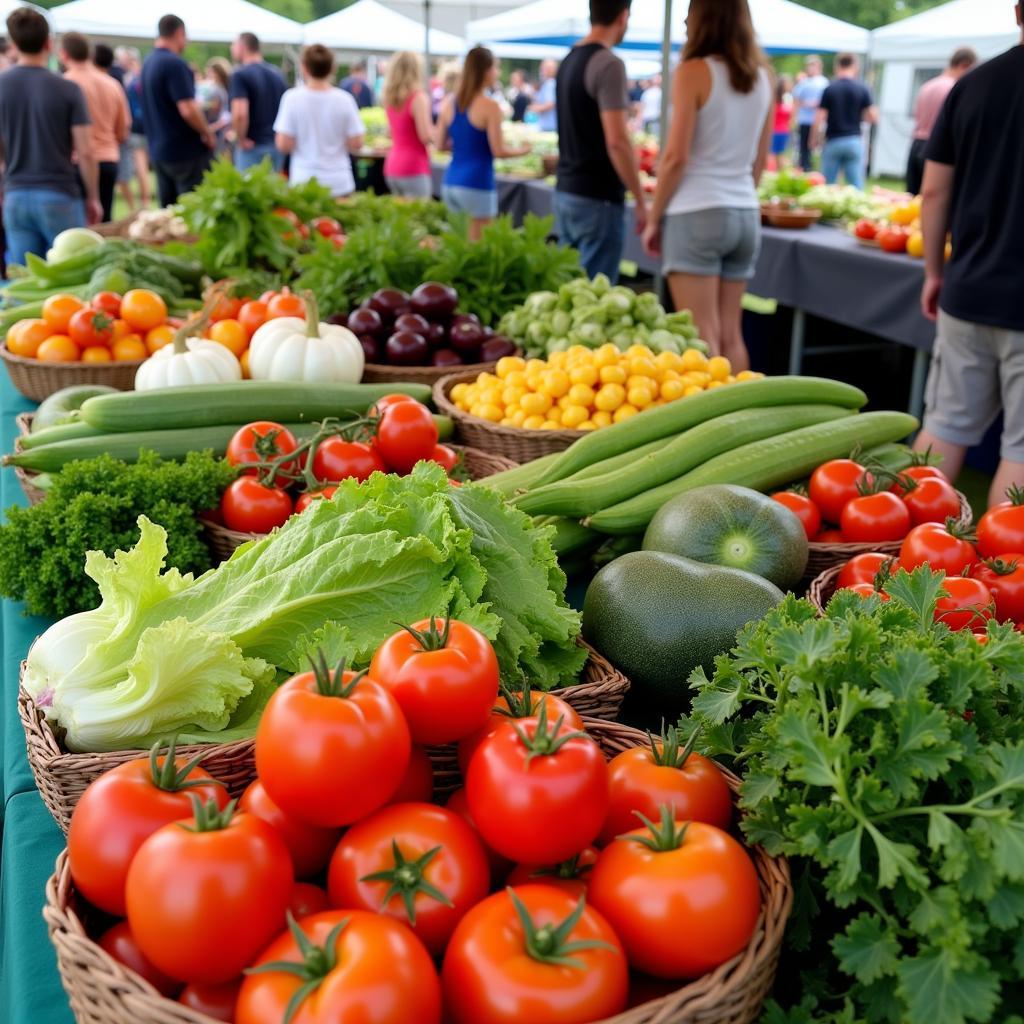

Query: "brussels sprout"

xmin=551 ymin=310 xmax=572 ymax=336
xmin=590 ymin=273 xmax=612 ymax=297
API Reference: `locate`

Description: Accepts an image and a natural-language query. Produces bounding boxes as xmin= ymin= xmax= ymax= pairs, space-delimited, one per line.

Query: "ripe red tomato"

xmin=327 ymin=802 xmax=490 ymax=955
xmin=588 ymin=811 xmax=761 ymax=978
xmin=598 ymin=730 xmax=731 ymax=846
xmin=289 ymin=881 xmax=329 ymax=919
xmin=370 ymin=617 xmax=500 ymax=744
xmin=770 ymin=491 xmax=821 ymax=540
xmin=369 ymin=393 xmax=416 ymax=417
xmin=900 ymin=521 xmax=977 ymax=576
xmin=239 ymin=779 xmax=341 ymax=878
xmin=817 ymin=528 xmax=845 ymax=543
xmin=219 ymin=477 xmax=293 ymax=533
xmin=69 ymin=307 xmax=115 ymax=348
xmin=255 ymin=660 xmax=411 ymax=827
xmin=98 ymin=921 xmax=183 ymax=998
xmin=877 ymin=227 xmax=909 ymax=253
xmin=374 ymin=401 xmax=439 ymax=473
xmin=238 ymin=300 xmax=269 ymax=338
xmin=934 ymin=576 xmax=994 ymax=631
xmin=265 ymin=289 xmax=306 ymax=319
xmin=390 ymin=744 xmax=434 ymax=803
xmin=505 ymin=848 xmax=598 ymax=897
xmin=977 ymin=491 xmax=1024 ymax=558
xmin=901 ymin=476 xmax=961 ymax=526
xmin=206 ymin=292 xmax=243 ymax=323
xmin=854 ymin=218 xmax=878 ymax=240
xmin=294 ymin=486 xmax=337 ymax=514
xmin=809 ymin=459 xmax=866 ymax=524
xmin=225 ymin=421 xmax=299 ymax=486
xmin=178 ymin=980 xmax=242 ymax=1022
xmin=67 ymin=740 xmax=227 ymax=915
xmin=971 ymin=555 xmax=1024 ymax=623
xmin=310 ymin=215 xmax=341 ymax=238
xmin=126 ymin=803 xmax=293 ymax=983
xmin=427 ymin=444 xmax=459 ymax=474
xmin=837 ymin=552 xmax=894 ymax=589
xmin=890 ymin=464 xmax=949 ymax=497
xmin=466 ymin=709 xmax=609 ymax=864
xmin=843 ymin=582 xmax=891 ymax=601
xmin=442 ymin=885 xmax=628 ymax=1024
xmin=236 ymin=910 xmax=442 ymax=1024
xmin=446 ymin=787 xmax=513 ymax=883
xmin=310 ymin=437 xmax=386 ymax=483
xmin=90 ymin=291 xmax=122 ymax=317
xmin=840 ymin=491 xmax=911 ymax=543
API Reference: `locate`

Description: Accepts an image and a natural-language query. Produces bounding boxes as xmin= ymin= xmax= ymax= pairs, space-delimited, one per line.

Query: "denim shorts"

xmin=662 ymin=207 xmax=761 ymax=281
xmin=442 ymin=184 xmax=498 ymax=219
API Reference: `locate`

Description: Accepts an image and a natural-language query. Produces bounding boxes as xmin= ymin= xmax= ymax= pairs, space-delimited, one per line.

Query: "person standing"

xmin=529 ymin=59 xmax=558 ymax=132
xmin=913 ymin=4 xmax=1024 ymax=506
xmin=95 ymin=43 xmax=134 ymax=213
xmin=553 ymin=0 xmax=647 ymax=283
xmin=639 ymin=73 xmax=662 ymax=135
xmin=118 ymin=47 xmax=149 ymax=210
xmin=61 ymin=32 xmax=129 ymax=223
xmin=0 ymin=8 xmax=100 ymax=264
xmin=382 ymin=51 xmax=432 ymax=199
xmin=905 ymin=47 xmax=977 ymax=196
xmin=508 ymin=69 xmax=532 ymax=122
xmin=770 ymin=75 xmax=794 ymax=170
xmin=141 ymin=14 xmax=215 ymax=206
xmin=229 ymin=32 xmax=286 ymax=172
xmin=340 ymin=61 xmax=375 ymax=109
xmin=813 ymin=54 xmax=877 ymax=190
xmin=641 ymin=0 xmax=772 ymax=373
xmin=205 ymin=59 xmax=233 ymax=154
xmin=792 ymin=55 xmax=828 ymax=171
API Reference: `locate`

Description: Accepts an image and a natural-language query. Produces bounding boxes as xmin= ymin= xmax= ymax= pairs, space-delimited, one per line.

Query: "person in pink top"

xmin=769 ymin=74 xmax=793 ymax=169
xmin=383 ymin=51 xmax=433 ymax=198
xmin=905 ymin=47 xmax=977 ymax=194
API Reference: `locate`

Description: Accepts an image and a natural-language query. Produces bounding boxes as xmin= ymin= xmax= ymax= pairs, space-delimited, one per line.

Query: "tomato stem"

xmin=495 ymin=685 xmax=539 ymax=720
xmin=1004 ymin=484 xmax=1024 ymax=507
xmin=180 ymin=794 xmax=237 ymax=833
xmin=307 ymin=650 xmax=366 ymax=699
xmin=510 ymin=700 xmax=588 ymax=766
xmin=646 ymin=723 xmax=701 ymax=769
xmin=981 ymin=556 xmax=1020 ymax=577
xmin=507 ymin=889 xmax=615 ymax=968
xmin=147 ymin=735 xmax=224 ymax=794
xmin=625 ymin=804 xmax=691 ymax=852
xmin=360 ymin=840 xmax=453 ymax=925
xmin=397 ymin=614 xmax=452 ymax=653
xmin=524 ymin=852 xmax=593 ymax=883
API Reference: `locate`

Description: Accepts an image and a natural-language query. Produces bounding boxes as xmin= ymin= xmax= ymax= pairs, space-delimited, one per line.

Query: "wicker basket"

xmin=1 ymin=346 xmax=142 ymax=402
xmin=434 ymin=369 xmax=586 ymax=461
xmin=199 ymin=444 xmax=518 ymax=563
xmin=808 ymin=565 xmax=843 ymax=614
xmin=13 ymin=412 xmax=47 ymax=505
xmin=44 ymin=718 xmax=791 ymax=1024
xmin=361 ymin=354 xmax=515 ymax=385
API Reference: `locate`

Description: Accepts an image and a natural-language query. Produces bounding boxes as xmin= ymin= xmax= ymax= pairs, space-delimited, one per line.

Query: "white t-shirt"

xmin=640 ymin=85 xmax=662 ymax=123
xmin=273 ymin=84 xmax=363 ymax=197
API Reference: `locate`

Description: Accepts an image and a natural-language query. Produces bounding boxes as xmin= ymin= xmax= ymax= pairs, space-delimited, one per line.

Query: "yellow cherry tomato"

xmin=540 ymin=369 xmax=571 ymax=398
xmin=561 ymin=405 xmax=590 ymax=429
xmin=627 ymin=384 xmax=654 ymax=409
xmin=706 ymin=380 xmax=725 ymax=389
xmin=594 ymin=383 xmax=626 ymax=412
xmin=451 ymin=382 xmax=469 ymax=403
xmin=736 ymin=369 xmax=762 ymax=381
xmin=566 ymin=383 xmax=596 ymax=407
xmin=613 ymin=404 xmax=639 ymax=423
xmin=660 ymin=378 xmax=685 ymax=402
xmin=599 ymin=365 xmax=627 ymax=386
xmin=510 ymin=409 xmax=528 ymax=427
xmin=540 ymin=420 xmax=561 ymax=430
xmin=521 ymin=392 xmax=553 ymax=416
xmin=655 ymin=351 xmax=682 ymax=373
xmin=502 ymin=386 xmax=526 ymax=406
xmin=708 ymin=356 xmax=731 ymax=381
xmin=569 ymin=364 xmax=599 ymax=387
xmin=496 ymin=355 xmax=526 ymax=378
xmin=628 ymin=356 xmax=658 ymax=378
xmin=578 ymin=420 xmax=598 ymax=431
xmin=523 ymin=414 xmax=547 ymax=430
xmin=681 ymin=348 xmax=709 ymax=372
xmin=591 ymin=410 xmax=613 ymax=428
xmin=683 ymin=384 xmax=704 ymax=397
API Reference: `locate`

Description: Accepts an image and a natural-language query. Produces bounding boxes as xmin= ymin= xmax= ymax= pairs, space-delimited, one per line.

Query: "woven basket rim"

xmin=0 ymin=345 xmax=146 ymax=372
xmin=808 ymin=564 xmax=845 ymax=615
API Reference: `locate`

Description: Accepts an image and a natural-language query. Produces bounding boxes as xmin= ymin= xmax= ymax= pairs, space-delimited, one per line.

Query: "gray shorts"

xmin=923 ymin=310 xmax=1024 ymax=462
xmin=442 ymin=184 xmax=498 ymax=219
xmin=662 ymin=207 xmax=761 ymax=281
xmin=386 ymin=174 xmax=433 ymax=199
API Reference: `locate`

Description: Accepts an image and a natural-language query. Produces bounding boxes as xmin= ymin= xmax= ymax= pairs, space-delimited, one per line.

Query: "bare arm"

xmin=275 ymin=131 xmax=295 ymax=154
xmin=71 ymin=124 xmax=101 ymax=223
xmin=811 ymin=106 xmax=828 ymax=151
xmin=753 ymin=92 xmax=775 ymax=184
xmin=411 ymin=91 xmax=433 ymax=147
xmin=646 ymin=61 xmax=703 ymax=226
xmin=485 ymin=100 xmax=530 ymax=158
xmin=863 ymin=104 xmax=880 ymax=126
xmin=434 ymin=97 xmax=453 ymax=152
xmin=231 ymin=97 xmax=250 ymax=146
xmin=177 ymin=98 xmax=215 ymax=147
xmin=920 ymin=160 xmax=954 ymax=320
xmin=115 ymin=90 xmax=130 ymax=144
xmin=346 ymin=132 xmax=365 ymax=154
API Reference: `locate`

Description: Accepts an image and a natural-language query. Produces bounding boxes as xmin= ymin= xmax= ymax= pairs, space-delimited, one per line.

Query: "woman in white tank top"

xmin=642 ymin=0 xmax=774 ymax=372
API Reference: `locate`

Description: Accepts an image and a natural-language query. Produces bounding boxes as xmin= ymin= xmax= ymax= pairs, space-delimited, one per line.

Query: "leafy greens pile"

xmin=679 ymin=570 xmax=1024 ymax=1024
xmin=25 ymin=464 xmax=585 ymax=753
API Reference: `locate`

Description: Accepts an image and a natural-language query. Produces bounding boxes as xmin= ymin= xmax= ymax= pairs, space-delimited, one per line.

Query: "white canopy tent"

xmin=302 ymin=0 xmax=466 ymax=56
xmin=389 ymin=0 xmax=534 ymax=38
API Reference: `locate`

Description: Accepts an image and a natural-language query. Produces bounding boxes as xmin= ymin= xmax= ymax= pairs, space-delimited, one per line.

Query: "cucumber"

xmin=586 ymin=411 xmax=918 ymax=535
xmin=20 ymin=420 xmax=104 ymax=449
xmin=79 ymin=381 xmax=435 ymax=433
xmin=34 ymin=384 xmax=118 ymax=431
xmin=480 ymin=452 xmax=562 ymax=496
xmin=531 ymin=376 xmax=868 ymax=488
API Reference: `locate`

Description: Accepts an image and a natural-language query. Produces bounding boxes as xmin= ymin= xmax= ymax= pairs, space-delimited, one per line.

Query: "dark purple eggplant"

xmin=410 ymin=282 xmax=459 ymax=321
xmin=425 ymin=321 xmax=447 ymax=348
xmin=386 ymin=330 xmax=429 ymax=366
xmin=431 ymin=348 xmax=463 ymax=368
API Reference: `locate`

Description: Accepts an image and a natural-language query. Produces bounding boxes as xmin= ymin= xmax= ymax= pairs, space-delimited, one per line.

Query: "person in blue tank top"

xmin=435 ymin=46 xmax=531 ymax=240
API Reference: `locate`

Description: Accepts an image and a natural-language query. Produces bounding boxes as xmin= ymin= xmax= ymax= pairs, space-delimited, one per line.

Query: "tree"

xmin=793 ymin=0 xmax=950 ymax=31
xmin=259 ymin=0 xmax=316 ymax=21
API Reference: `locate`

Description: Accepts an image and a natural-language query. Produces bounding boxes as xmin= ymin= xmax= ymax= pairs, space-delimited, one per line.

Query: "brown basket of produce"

xmin=200 ymin=444 xmax=519 ymax=563
xmin=808 ymin=564 xmax=844 ymax=614
xmin=434 ymin=369 xmax=586 ymax=462
xmin=361 ymin=356 xmax=505 ymax=385
xmin=14 ymin=412 xmax=47 ymax=505
xmin=0 ymin=347 xmax=143 ymax=402
xmin=44 ymin=718 xmax=791 ymax=1024
xmin=18 ymin=681 xmax=256 ymax=835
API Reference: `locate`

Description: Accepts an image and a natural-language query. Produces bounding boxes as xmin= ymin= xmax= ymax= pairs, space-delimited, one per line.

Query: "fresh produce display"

xmin=126 ymin=207 xmax=190 ymax=244
xmin=758 ymin=170 xmax=881 ymax=222
xmin=358 ymin=105 xmax=390 ymax=149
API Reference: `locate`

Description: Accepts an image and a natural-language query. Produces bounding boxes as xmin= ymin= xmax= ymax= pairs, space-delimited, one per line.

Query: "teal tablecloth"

xmin=0 ymin=373 xmax=74 ymax=1024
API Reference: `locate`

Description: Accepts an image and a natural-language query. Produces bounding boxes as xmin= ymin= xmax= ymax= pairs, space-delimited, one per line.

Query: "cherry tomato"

xmin=390 ymin=744 xmax=434 ymax=803
xmin=69 ymin=306 xmax=114 ymax=348
xmin=427 ymin=444 xmax=459 ymax=474
xmin=977 ymin=490 xmax=1024 ymax=559
xmin=934 ymin=576 xmax=994 ymax=631
xmin=311 ymin=215 xmax=341 ymax=238
xmin=238 ymin=300 xmax=269 ymax=338
xmin=837 ymin=552 xmax=894 ymax=589
xmin=37 ymin=334 xmax=81 ymax=362
xmin=226 ymin=421 xmax=299 ymax=487
xmin=237 ymin=910 xmax=442 ymax=1024
xmin=877 ymin=227 xmax=909 ymax=253
xmin=327 ymin=802 xmax=490 ymax=955
xmin=900 ymin=475 xmax=961 ymax=526
xmin=853 ymin=218 xmax=878 ymax=240
xmin=239 ymin=779 xmax=341 ymax=878
xmin=446 ymin=787 xmax=513 ymax=883
xmin=6 ymin=318 xmax=51 ymax=357
xmin=145 ymin=323 xmax=176 ymax=354
xmin=41 ymin=293 xmax=85 ymax=334
xmin=971 ymin=555 xmax=1024 ymax=624
xmin=370 ymin=617 xmax=500 ymax=745
xmin=98 ymin=921 xmax=183 ymax=998
xmin=374 ymin=401 xmax=439 ymax=474
xmin=67 ymin=739 xmax=227 ymax=916
xmin=598 ymin=730 xmax=731 ymax=845
xmin=206 ymin=291 xmax=243 ymax=323
xmin=506 ymin=848 xmax=598 ymax=897
xmin=126 ymin=803 xmax=293 ymax=983
xmin=208 ymin=318 xmax=248 ymax=357
xmin=311 ymin=437 xmax=386 ymax=483
xmin=255 ymin=661 xmax=411 ymax=827
xmin=111 ymin=336 xmax=147 ymax=361
xmin=588 ymin=811 xmax=761 ymax=978
xmin=81 ymin=344 xmax=112 ymax=363
xmin=466 ymin=709 xmax=609 ymax=864
xmin=90 ymin=291 xmax=122 ymax=317
xmin=294 ymin=486 xmax=337 ymax=514
xmin=442 ymin=885 xmax=628 ymax=1024
xmin=843 ymin=581 xmax=891 ymax=601
xmin=219 ymin=477 xmax=293 ymax=533
xmin=816 ymin=528 xmax=845 ymax=543
xmin=840 ymin=491 xmax=911 ymax=543
xmin=120 ymin=289 xmax=168 ymax=332
xmin=770 ymin=491 xmax=822 ymax=540
xmin=289 ymin=881 xmax=329 ymax=919
xmin=369 ymin=393 xmax=416 ymax=418
xmin=809 ymin=459 xmax=867 ymax=524
xmin=900 ymin=521 xmax=977 ymax=576
xmin=265 ymin=289 xmax=305 ymax=320
xmin=890 ymin=464 xmax=949 ymax=497
xmin=179 ymin=980 xmax=242 ymax=1022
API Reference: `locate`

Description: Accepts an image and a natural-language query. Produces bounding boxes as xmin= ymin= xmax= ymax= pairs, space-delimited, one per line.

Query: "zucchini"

xmin=516 ymin=405 xmax=854 ymax=517
xmin=586 ymin=411 xmax=918 ymax=535
xmin=80 ymin=381 xmax=435 ymax=433
xmin=530 ymin=376 xmax=868 ymax=488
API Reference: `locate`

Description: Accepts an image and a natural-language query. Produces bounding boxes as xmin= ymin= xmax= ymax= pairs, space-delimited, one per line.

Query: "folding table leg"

xmin=788 ymin=308 xmax=806 ymax=376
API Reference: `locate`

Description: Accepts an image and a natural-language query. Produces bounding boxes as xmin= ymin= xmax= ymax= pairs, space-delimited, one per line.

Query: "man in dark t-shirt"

xmin=913 ymin=3 xmax=1024 ymax=505
xmin=340 ymin=62 xmax=376 ymax=110
xmin=813 ymin=53 xmax=877 ymax=189
xmin=229 ymin=32 xmax=287 ymax=172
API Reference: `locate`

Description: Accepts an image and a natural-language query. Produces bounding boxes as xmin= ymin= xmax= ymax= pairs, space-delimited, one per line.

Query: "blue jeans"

xmin=235 ymin=143 xmax=283 ymax=173
xmin=553 ymin=191 xmax=626 ymax=283
xmin=3 ymin=189 xmax=85 ymax=266
xmin=822 ymin=136 xmax=865 ymax=189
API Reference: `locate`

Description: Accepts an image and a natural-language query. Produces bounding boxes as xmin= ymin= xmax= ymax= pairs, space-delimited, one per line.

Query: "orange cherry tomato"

xmin=240 ymin=348 xmax=251 ymax=378
xmin=109 ymin=317 xmax=133 ymax=342
xmin=41 ymin=293 xmax=85 ymax=333
xmin=81 ymin=345 xmax=112 ymax=362
xmin=120 ymin=289 xmax=168 ymax=332
xmin=36 ymin=334 xmax=81 ymax=362
xmin=112 ymin=335 xmax=148 ymax=361
xmin=265 ymin=289 xmax=305 ymax=319
xmin=6 ymin=318 xmax=52 ymax=357
xmin=238 ymin=300 xmax=269 ymax=338
xmin=208 ymin=318 xmax=248 ymax=357
xmin=90 ymin=291 xmax=122 ymax=317
xmin=145 ymin=323 xmax=176 ymax=354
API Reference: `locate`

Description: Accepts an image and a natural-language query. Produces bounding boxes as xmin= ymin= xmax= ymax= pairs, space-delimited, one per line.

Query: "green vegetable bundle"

xmin=680 ymin=572 xmax=1024 ymax=1024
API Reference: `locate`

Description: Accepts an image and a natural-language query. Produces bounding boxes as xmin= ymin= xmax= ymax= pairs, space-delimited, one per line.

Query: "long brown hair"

xmin=383 ymin=51 xmax=423 ymax=109
xmin=456 ymin=46 xmax=494 ymax=111
xmin=683 ymin=0 xmax=766 ymax=94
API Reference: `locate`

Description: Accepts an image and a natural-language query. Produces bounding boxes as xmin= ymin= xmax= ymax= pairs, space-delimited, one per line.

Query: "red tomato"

xmin=98 ymin=921 xmax=183 ymax=998
xmin=126 ymin=802 xmax=293 ymax=983
xmin=816 ymin=528 xmax=845 ymax=543
xmin=971 ymin=555 xmax=1024 ymax=623
xmin=69 ymin=307 xmax=115 ymax=348
xmin=877 ymin=227 xmax=909 ymax=253
xmin=90 ymin=291 xmax=122 ymax=317
xmin=255 ymin=660 xmax=411 ymax=827
xmin=178 ymin=980 xmax=242 ymax=1022
xmin=327 ymin=802 xmax=490 ymax=955
xmin=265 ymin=290 xmax=306 ymax=319
xmin=840 ymin=491 xmax=911 ymax=543
xmin=206 ymin=292 xmax=243 ymax=323
xmin=442 ymin=885 xmax=628 ymax=1024
xmin=427 ymin=444 xmax=459 ymax=474
xmin=310 ymin=437 xmax=386 ymax=483
xmin=239 ymin=779 xmax=341 ymax=878
xmin=446 ymin=787 xmax=513 ymax=883
xmin=219 ymin=477 xmax=293 ymax=533
xmin=598 ymin=730 xmax=731 ymax=846
xmin=890 ymin=464 xmax=949 ymax=497
xmin=374 ymin=401 xmax=439 ymax=474
xmin=901 ymin=476 xmax=961 ymax=526
xmin=390 ymin=744 xmax=434 ymax=803
xmin=67 ymin=739 xmax=227 ymax=916
xmin=770 ymin=491 xmax=821 ymax=540
xmin=466 ymin=707 xmax=609 ymax=864
xmin=225 ymin=421 xmax=299 ymax=487
xmin=289 ymin=881 xmax=329 ymax=919
xmin=934 ymin=576 xmax=994 ymax=631
xmin=843 ymin=581 xmax=891 ymax=601
xmin=238 ymin=300 xmax=269 ymax=338
xmin=977 ymin=490 xmax=1024 ymax=559
xmin=837 ymin=552 xmax=894 ymax=589
xmin=854 ymin=218 xmax=878 ymax=240
xmin=368 ymin=393 xmax=416 ymax=417
xmin=588 ymin=811 xmax=761 ymax=978
xmin=505 ymin=848 xmax=598 ymax=897
xmin=900 ymin=521 xmax=977 ymax=576
xmin=369 ymin=617 xmax=500 ymax=745
xmin=809 ymin=459 xmax=866 ymax=524
xmin=311 ymin=215 xmax=341 ymax=237
xmin=236 ymin=910 xmax=442 ymax=1024
xmin=294 ymin=486 xmax=337 ymax=514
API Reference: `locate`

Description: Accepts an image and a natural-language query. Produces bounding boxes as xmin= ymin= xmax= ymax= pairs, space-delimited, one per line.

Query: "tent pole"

xmin=654 ymin=0 xmax=673 ymax=303
xmin=424 ymin=0 xmax=433 ymax=88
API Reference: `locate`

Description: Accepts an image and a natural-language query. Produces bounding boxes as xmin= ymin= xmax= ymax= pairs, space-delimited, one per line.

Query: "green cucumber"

xmin=480 ymin=452 xmax=562 ymax=496
xmin=20 ymin=420 xmax=104 ymax=448
xmin=33 ymin=384 xmax=118 ymax=431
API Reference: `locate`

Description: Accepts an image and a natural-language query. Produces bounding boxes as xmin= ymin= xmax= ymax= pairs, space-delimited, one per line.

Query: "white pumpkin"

xmin=135 ymin=334 xmax=242 ymax=390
